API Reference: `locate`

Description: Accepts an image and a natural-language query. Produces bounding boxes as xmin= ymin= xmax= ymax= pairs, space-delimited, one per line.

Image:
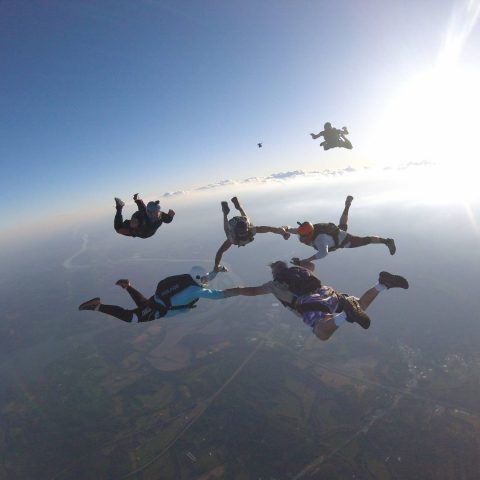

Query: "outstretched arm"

xmin=310 ymin=132 xmax=322 ymax=139
xmin=214 ymin=239 xmax=232 ymax=271
xmin=205 ymin=265 xmax=228 ymax=282
xmin=296 ymin=250 xmax=327 ymax=263
xmin=291 ymin=248 xmax=327 ymax=267
xmin=306 ymin=249 xmax=328 ymax=261
xmin=161 ymin=210 xmax=175 ymax=224
xmin=223 ymin=285 xmax=271 ymax=298
xmin=134 ymin=198 xmax=147 ymax=212
xmin=256 ymin=226 xmax=290 ymax=239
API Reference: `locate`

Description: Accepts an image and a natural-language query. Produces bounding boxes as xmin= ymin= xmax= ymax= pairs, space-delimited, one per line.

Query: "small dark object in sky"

xmin=257 ymin=142 xmax=262 ymax=148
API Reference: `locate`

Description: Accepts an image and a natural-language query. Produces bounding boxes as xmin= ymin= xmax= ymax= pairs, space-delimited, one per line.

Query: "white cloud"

xmin=267 ymin=170 xmax=307 ymax=180
xmin=162 ymin=162 xmax=434 ymax=197
xmin=195 ymin=179 xmax=236 ymax=191
xmin=386 ymin=160 xmax=434 ymax=171
xmin=243 ymin=176 xmax=267 ymax=183
xmin=162 ymin=190 xmax=187 ymax=197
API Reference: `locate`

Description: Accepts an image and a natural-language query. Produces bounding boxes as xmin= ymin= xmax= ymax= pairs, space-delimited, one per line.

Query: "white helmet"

xmin=189 ymin=265 xmax=208 ymax=285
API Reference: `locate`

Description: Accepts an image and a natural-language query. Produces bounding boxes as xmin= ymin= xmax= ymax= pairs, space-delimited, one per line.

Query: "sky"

xmin=1 ymin=0 xmax=480 ymax=236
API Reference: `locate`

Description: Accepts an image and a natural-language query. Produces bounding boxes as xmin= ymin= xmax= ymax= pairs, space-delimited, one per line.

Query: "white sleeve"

xmin=264 ymin=281 xmax=296 ymax=304
xmin=312 ymin=237 xmax=328 ymax=258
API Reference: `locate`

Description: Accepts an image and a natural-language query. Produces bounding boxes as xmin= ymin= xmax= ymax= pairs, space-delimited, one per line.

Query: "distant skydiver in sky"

xmin=287 ymin=195 xmax=396 ymax=267
xmin=224 ymin=261 xmax=409 ymax=342
xmin=213 ymin=196 xmax=290 ymax=271
xmin=78 ymin=265 xmax=232 ymax=323
xmin=310 ymin=122 xmax=353 ymax=150
xmin=257 ymin=142 xmax=263 ymax=148
xmin=114 ymin=193 xmax=175 ymax=239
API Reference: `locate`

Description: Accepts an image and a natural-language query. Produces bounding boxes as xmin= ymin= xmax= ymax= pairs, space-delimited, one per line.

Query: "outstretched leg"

xmin=78 ymin=281 xmax=159 ymax=323
xmin=114 ymin=198 xmax=125 ymax=232
xmin=358 ymin=287 xmax=380 ymax=311
xmin=342 ymin=234 xmax=396 ymax=255
xmin=340 ymin=136 xmax=353 ymax=149
xmin=221 ymin=201 xmax=230 ymax=235
xmin=313 ymin=317 xmax=338 ymax=341
xmin=231 ymin=197 xmax=247 ymax=217
xmin=79 ymin=296 xmax=157 ymax=324
xmin=116 ymin=279 xmax=148 ymax=307
xmin=79 ymin=297 xmax=136 ymax=322
xmin=359 ymin=271 xmax=409 ymax=310
xmin=338 ymin=195 xmax=353 ymax=231
xmin=99 ymin=302 xmax=157 ymax=323
xmin=98 ymin=304 xmax=136 ymax=322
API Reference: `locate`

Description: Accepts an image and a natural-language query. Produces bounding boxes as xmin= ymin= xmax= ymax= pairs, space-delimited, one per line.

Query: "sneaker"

xmin=221 ymin=201 xmax=230 ymax=215
xmin=79 ymin=297 xmax=101 ymax=311
xmin=338 ymin=295 xmax=371 ymax=329
xmin=385 ymin=238 xmax=396 ymax=255
xmin=345 ymin=195 xmax=353 ymax=207
xmin=231 ymin=196 xmax=241 ymax=209
xmin=379 ymin=271 xmax=409 ymax=290
xmin=115 ymin=279 xmax=130 ymax=289
xmin=114 ymin=197 xmax=125 ymax=208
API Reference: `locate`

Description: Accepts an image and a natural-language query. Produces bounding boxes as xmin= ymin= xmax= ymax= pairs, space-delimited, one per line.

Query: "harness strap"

xmin=146 ymin=298 xmax=168 ymax=318
xmin=167 ymin=300 xmax=198 ymax=311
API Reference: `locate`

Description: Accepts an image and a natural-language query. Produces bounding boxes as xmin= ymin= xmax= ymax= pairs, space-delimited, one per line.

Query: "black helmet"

xmin=324 ymin=122 xmax=332 ymax=130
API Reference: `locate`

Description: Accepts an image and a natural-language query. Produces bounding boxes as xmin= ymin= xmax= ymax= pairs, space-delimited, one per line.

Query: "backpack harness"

xmin=273 ymin=266 xmax=343 ymax=315
xmin=273 ymin=266 xmax=324 ymax=311
xmin=155 ymin=274 xmax=200 ymax=311
xmin=228 ymin=216 xmax=255 ymax=246
xmin=312 ymin=223 xmax=344 ymax=251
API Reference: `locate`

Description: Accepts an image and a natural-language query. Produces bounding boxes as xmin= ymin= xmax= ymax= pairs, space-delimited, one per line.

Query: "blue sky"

xmin=1 ymin=0 xmax=479 ymax=234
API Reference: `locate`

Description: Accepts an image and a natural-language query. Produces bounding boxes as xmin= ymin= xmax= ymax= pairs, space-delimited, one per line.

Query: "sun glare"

xmin=367 ymin=0 xmax=480 ymax=178
xmin=367 ymin=65 xmax=480 ymax=172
